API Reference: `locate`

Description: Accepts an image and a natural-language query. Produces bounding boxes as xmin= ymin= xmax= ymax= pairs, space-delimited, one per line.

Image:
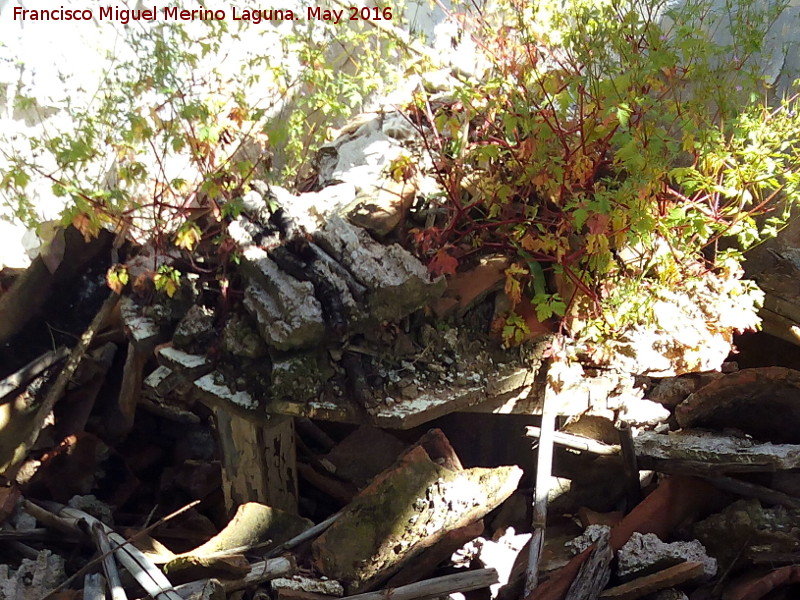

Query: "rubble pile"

xmin=1 ymin=102 xmax=800 ymax=600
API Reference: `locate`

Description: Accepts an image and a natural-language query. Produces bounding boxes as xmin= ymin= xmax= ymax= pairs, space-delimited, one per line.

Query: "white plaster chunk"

xmin=119 ymin=296 xmax=161 ymax=345
xmin=317 ymin=117 xmax=406 ymax=193
xmin=282 ymin=183 xmax=358 ymax=232
xmin=271 ymin=577 xmax=344 ymax=596
xmin=567 ymin=525 xmax=612 ymax=555
xmin=617 ymin=532 xmax=717 ymax=580
xmin=143 ymin=365 xmax=173 ymax=390
xmin=158 ymin=346 xmax=211 ymax=371
xmin=0 ymin=549 xmax=65 ymax=600
xmin=194 ymin=372 xmax=258 ymax=411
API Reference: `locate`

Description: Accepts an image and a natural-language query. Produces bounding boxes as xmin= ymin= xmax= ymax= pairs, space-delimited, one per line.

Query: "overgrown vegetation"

xmin=0 ymin=9 xmax=405 ymax=292
xmin=407 ymin=0 xmax=799 ymax=345
xmin=1 ymin=0 xmax=799 ymax=348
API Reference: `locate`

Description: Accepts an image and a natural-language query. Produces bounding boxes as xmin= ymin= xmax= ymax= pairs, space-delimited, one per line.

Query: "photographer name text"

xmin=12 ymin=5 xmax=394 ymax=24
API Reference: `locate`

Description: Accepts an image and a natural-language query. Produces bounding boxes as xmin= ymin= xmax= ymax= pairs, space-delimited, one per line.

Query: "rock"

xmin=312 ymin=442 xmax=522 ymax=592
xmin=173 ymin=304 xmax=215 ymax=352
xmin=347 ymin=175 xmax=418 ymax=238
xmin=567 ymin=525 xmax=612 ymax=555
xmin=242 ymin=248 xmax=326 ymax=351
xmin=227 ymin=215 xmax=263 ymax=247
xmin=613 ymin=398 xmax=671 ymax=427
xmin=634 ymin=430 xmax=800 ymax=471
xmin=314 ymin=115 xmax=406 ymax=190
xmin=314 ymin=215 xmax=445 ymax=322
xmin=647 ymin=377 xmax=699 ymax=408
xmin=270 ymin=354 xmax=332 ymax=403
xmin=616 ymin=533 xmax=717 ymax=580
xmin=67 ymin=494 xmax=114 ymax=526
xmin=329 ymin=112 xmax=382 ymax=139
xmin=281 ymin=183 xmax=359 ymax=232
xmin=221 ymin=315 xmax=268 ymax=359
xmin=381 ymin=112 xmax=421 ymax=142
xmin=421 ymin=69 xmax=459 ymax=92
xmin=675 ymin=367 xmax=800 ymax=444
xmin=399 ymin=382 xmax=419 ymax=399
xmin=693 ymin=498 xmax=800 ymax=569
xmin=0 ymin=550 xmax=65 ymax=600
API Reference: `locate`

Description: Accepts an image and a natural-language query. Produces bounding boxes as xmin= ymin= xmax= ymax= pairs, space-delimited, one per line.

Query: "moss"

xmin=270 ymin=352 xmax=333 ymax=402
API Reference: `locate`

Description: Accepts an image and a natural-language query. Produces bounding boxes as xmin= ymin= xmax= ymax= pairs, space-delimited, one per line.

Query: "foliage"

xmin=407 ymin=0 xmax=800 ymax=346
xmin=0 ymin=5 xmax=409 ymax=295
xmin=2 ymin=0 xmax=798 ymax=351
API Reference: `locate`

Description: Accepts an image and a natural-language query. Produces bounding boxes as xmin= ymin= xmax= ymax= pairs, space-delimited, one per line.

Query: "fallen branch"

xmin=29 ymin=499 xmax=200 ymax=599
xmin=49 ymin=505 xmax=184 ymax=600
xmin=704 ymin=475 xmax=800 ymax=509
xmin=525 ymin=426 xmax=620 ymax=456
xmin=90 ymin=520 xmax=127 ymax=600
xmin=0 ymin=346 xmax=69 ymax=402
xmin=617 ymin=421 xmax=642 ymax=511
xmin=525 ymin=395 xmax=557 ymax=595
xmin=1 ymin=292 xmax=119 ymax=477
xmin=341 ymin=568 xmax=498 ymax=600
xmin=264 ymin=511 xmax=341 ymax=559
xmin=171 ymin=557 xmax=296 ymax=597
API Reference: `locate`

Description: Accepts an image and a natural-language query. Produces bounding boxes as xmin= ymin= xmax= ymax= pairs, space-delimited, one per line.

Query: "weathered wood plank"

xmin=214 ymin=409 xmax=298 ymax=514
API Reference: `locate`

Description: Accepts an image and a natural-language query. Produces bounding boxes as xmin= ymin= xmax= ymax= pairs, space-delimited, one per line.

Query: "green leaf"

xmin=616 ymin=103 xmax=632 ymax=128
